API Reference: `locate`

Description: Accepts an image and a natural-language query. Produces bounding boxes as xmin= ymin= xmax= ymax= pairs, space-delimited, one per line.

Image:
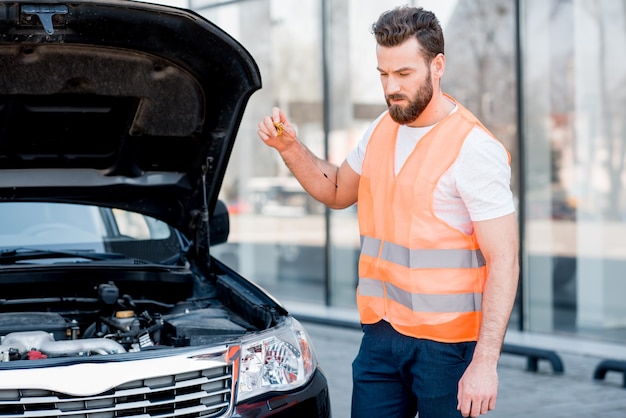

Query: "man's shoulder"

xmin=466 ymin=125 xmax=497 ymax=142
xmin=460 ymin=126 xmax=510 ymax=163
xmin=460 ymin=120 xmax=507 ymax=151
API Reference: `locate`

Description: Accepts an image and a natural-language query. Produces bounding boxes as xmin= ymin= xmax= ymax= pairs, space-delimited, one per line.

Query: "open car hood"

xmin=0 ymin=0 xmax=261 ymax=237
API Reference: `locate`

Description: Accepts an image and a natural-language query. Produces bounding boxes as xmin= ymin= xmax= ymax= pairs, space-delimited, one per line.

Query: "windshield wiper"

xmin=0 ymin=248 xmax=142 ymax=265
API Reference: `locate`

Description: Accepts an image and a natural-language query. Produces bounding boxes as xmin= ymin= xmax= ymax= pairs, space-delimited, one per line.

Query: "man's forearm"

xmin=473 ymin=259 xmax=520 ymax=364
xmin=257 ymin=107 xmax=359 ymax=209
xmin=278 ymin=140 xmax=341 ymax=207
xmin=468 ymin=213 xmax=520 ymax=364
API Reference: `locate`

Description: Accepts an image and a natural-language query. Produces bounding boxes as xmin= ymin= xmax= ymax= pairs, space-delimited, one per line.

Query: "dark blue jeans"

xmin=351 ymin=320 xmax=476 ymax=418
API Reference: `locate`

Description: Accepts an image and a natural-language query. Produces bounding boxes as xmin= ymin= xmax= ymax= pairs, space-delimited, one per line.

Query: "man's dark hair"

xmin=371 ymin=6 xmax=444 ymax=64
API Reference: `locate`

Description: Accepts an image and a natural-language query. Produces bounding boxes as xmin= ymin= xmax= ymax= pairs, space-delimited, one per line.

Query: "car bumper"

xmin=232 ymin=367 xmax=331 ymax=417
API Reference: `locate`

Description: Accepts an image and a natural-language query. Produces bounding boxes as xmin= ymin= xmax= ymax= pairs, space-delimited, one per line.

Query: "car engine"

xmin=0 ymin=279 xmax=251 ymax=362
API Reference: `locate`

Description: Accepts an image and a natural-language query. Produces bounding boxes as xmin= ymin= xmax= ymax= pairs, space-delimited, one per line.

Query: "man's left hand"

xmin=457 ymin=360 xmax=498 ymax=417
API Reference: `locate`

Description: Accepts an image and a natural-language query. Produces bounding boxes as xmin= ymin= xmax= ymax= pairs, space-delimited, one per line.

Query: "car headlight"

xmin=237 ymin=317 xmax=317 ymax=402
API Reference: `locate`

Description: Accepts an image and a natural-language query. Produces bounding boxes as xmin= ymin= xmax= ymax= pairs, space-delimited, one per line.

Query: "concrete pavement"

xmin=293 ymin=306 xmax=626 ymax=418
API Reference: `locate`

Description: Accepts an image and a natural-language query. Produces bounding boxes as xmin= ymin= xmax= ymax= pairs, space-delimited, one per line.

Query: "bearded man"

xmin=257 ymin=6 xmax=519 ymax=418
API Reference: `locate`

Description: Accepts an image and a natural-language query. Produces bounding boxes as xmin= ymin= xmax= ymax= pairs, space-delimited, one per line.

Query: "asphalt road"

xmin=302 ymin=321 xmax=626 ymax=418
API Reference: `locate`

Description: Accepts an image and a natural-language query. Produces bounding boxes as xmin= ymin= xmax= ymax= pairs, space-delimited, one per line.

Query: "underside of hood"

xmin=0 ymin=0 xmax=262 ymax=237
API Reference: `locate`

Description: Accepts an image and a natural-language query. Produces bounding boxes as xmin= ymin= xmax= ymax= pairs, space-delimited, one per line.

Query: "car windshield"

xmin=0 ymin=202 xmax=183 ymax=265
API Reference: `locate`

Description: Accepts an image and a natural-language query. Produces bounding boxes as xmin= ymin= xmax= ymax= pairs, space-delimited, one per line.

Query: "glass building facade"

xmin=178 ymin=0 xmax=626 ymax=344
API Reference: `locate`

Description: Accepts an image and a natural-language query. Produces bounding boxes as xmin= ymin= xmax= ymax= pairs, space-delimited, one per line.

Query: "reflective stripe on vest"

xmin=360 ymin=235 xmax=486 ymax=269
xmin=357 ymin=278 xmax=482 ymax=312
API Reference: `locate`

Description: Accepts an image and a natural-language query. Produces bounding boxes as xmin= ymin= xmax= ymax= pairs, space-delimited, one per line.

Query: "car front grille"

xmin=0 ymin=365 xmax=233 ymax=418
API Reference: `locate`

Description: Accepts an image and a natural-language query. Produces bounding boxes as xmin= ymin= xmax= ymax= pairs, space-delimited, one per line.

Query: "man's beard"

xmin=386 ymin=72 xmax=433 ymax=125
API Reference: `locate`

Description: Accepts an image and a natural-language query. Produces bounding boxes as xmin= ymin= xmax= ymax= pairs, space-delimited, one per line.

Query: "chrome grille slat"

xmin=0 ymin=400 xmax=231 ymax=418
xmin=0 ymin=401 xmax=231 ymax=418
xmin=55 ymin=387 xmax=231 ymax=413
xmin=0 ymin=365 xmax=233 ymax=418
xmin=5 ymin=374 xmax=230 ymax=406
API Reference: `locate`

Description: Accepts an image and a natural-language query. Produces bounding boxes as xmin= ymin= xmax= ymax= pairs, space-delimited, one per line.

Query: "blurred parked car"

xmin=0 ymin=1 xmax=330 ymax=417
xmin=248 ymin=177 xmax=325 ymax=216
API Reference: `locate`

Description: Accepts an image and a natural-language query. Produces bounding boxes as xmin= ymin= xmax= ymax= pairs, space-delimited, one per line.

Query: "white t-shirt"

xmin=346 ymin=109 xmax=515 ymax=236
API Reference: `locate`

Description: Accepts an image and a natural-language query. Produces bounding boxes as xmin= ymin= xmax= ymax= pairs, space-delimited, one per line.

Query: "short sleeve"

xmin=454 ymin=127 xmax=516 ymax=222
xmin=346 ymin=112 xmax=387 ymax=175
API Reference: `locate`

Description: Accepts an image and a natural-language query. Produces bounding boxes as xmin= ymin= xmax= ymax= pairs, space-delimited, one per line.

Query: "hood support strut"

xmin=196 ymin=158 xmax=212 ymax=270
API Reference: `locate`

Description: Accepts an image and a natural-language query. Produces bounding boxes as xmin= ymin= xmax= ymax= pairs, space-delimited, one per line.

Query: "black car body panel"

xmin=0 ymin=1 xmax=330 ymax=417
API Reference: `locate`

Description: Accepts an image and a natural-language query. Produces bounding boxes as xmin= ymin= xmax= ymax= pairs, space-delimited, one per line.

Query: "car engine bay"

xmin=0 ymin=266 xmax=279 ymax=363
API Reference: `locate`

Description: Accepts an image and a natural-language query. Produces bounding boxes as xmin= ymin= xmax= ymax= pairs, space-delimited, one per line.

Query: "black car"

xmin=0 ymin=1 xmax=331 ymax=417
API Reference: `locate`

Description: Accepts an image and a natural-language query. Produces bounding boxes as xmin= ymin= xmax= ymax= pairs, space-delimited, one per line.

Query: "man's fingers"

xmin=271 ymin=107 xmax=282 ymax=125
xmin=259 ymin=116 xmax=279 ymax=136
xmin=457 ymin=397 xmax=496 ymax=417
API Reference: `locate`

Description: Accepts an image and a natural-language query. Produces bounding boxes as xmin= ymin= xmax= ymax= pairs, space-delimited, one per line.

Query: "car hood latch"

xmin=21 ymin=4 xmax=68 ymax=35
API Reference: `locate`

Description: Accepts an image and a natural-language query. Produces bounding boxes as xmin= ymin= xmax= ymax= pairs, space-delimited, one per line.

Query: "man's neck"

xmin=406 ymin=92 xmax=455 ymax=128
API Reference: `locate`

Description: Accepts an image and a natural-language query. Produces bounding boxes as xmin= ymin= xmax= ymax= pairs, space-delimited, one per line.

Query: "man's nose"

xmin=384 ymin=77 xmax=401 ymax=95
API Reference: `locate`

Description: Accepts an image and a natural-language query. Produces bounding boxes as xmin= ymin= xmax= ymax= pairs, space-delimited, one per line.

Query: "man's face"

xmin=386 ymin=67 xmax=432 ymax=125
xmin=376 ymin=38 xmax=434 ymax=125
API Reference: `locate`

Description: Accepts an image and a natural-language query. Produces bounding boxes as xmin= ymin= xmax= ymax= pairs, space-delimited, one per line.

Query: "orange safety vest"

xmin=357 ymin=98 xmax=501 ymax=343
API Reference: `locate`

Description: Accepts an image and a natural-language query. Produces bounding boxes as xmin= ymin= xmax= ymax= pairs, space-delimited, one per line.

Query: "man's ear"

xmin=431 ymin=53 xmax=446 ymax=79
